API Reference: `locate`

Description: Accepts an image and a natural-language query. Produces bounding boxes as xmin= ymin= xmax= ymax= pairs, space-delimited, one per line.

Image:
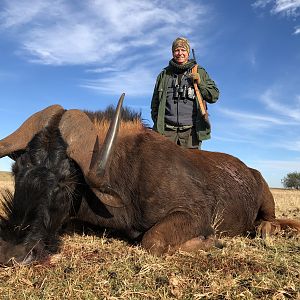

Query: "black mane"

xmin=84 ymin=105 xmax=142 ymax=123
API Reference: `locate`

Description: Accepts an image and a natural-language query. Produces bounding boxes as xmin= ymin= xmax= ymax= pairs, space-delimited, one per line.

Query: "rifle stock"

xmin=191 ymin=65 xmax=208 ymax=120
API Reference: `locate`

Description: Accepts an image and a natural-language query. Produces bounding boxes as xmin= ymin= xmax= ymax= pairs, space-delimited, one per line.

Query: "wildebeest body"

xmin=0 ymin=98 xmax=298 ymax=265
xmin=77 ymin=130 xmax=274 ymax=239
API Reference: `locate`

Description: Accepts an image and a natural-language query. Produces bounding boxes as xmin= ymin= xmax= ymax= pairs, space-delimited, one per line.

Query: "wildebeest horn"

xmin=92 ymin=92 xmax=125 ymax=179
xmin=87 ymin=93 xmax=125 ymax=207
xmin=0 ymin=105 xmax=64 ymax=159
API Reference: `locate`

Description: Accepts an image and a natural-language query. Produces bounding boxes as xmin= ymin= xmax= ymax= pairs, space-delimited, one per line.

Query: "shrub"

xmin=282 ymin=172 xmax=300 ymax=189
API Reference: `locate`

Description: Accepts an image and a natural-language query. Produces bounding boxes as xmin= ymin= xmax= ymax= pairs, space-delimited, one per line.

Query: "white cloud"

xmin=261 ymin=88 xmax=300 ymax=121
xmin=253 ymin=0 xmax=300 ymax=16
xmin=294 ymin=25 xmax=300 ymax=34
xmin=81 ymin=63 xmax=155 ymax=96
xmin=217 ymin=86 xmax=300 ymax=153
xmin=215 ymin=88 xmax=300 ymax=153
xmin=86 ymin=67 xmax=119 ymax=74
xmin=0 ymin=0 xmax=66 ymax=28
xmin=218 ymin=107 xmax=295 ymax=129
xmin=252 ymin=0 xmax=273 ymax=9
xmin=253 ymin=159 xmax=300 ymax=170
xmin=280 ymin=140 xmax=300 ymax=151
xmin=253 ymin=0 xmax=300 ymax=32
xmin=23 ymin=23 xmax=108 ymax=65
xmin=215 ymin=127 xmax=300 ymax=152
xmin=271 ymin=0 xmax=300 ymax=16
xmin=0 ymin=0 xmax=209 ymax=66
xmin=0 ymin=0 xmax=213 ymax=95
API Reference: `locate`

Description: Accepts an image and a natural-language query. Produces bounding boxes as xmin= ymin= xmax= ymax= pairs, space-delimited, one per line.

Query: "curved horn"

xmin=93 ymin=93 xmax=125 ymax=178
xmin=0 ymin=105 xmax=64 ymax=159
xmin=85 ymin=93 xmax=125 ymax=187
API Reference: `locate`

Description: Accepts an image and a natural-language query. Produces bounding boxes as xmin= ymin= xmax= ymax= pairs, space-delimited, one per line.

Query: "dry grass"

xmin=0 ymin=172 xmax=14 ymax=193
xmin=0 ymin=177 xmax=299 ymax=300
xmin=271 ymin=188 xmax=300 ymax=219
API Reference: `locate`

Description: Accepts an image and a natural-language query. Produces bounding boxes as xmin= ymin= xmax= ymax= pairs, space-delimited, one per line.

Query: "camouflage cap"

xmin=172 ymin=37 xmax=190 ymax=55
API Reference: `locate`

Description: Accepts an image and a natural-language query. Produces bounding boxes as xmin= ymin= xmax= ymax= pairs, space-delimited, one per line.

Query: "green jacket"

xmin=151 ymin=64 xmax=219 ymax=140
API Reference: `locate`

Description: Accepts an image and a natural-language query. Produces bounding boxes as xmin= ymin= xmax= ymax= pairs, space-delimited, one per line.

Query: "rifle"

xmin=192 ymin=49 xmax=197 ymax=63
xmin=191 ymin=49 xmax=209 ymax=122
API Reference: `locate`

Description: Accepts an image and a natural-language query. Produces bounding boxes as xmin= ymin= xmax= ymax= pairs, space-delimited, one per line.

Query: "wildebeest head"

xmin=0 ymin=94 xmax=125 ymax=265
xmin=0 ymin=126 xmax=80 ymax=265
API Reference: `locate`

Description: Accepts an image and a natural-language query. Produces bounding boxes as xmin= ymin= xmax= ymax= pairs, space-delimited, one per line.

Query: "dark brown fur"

xmin=76 ymin=125 xmax=299 ymax=255
xmin=0 ymin=104 xmax=299 ymax=265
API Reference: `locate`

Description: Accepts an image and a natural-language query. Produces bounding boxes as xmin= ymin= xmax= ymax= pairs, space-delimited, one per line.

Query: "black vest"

xmin=165 ymin=72 xmax=197 ymax=126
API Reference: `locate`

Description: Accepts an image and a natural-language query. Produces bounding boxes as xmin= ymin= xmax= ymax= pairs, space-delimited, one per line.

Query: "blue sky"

xmin=1 ymin=0 xmax=300 ymax=188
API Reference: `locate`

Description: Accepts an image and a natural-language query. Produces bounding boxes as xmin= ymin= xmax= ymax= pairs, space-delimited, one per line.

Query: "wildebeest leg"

xmin=174 ymin=236 xmax=218 ymax=253
xmin=255 ymin=188 xmax=278 ymax=239
xmin=141 ymin=212 xmax=215 ymax=255
xmin=257 ymin=219 xmax=300 ymax=239
xmin=256 ymin=221 xmax=280 ymax=239
xmin=251 ymin=168 xmax=277 ymax=238
xmin=254 ymin=172 xmax=300 ymax=237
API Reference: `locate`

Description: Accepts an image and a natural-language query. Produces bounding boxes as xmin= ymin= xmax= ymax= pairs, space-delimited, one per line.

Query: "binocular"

xmin=173 ymin=84 xmax=195 ymax=100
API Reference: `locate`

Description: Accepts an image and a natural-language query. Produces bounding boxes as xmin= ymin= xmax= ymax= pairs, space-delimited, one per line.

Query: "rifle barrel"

xmin=192 ymin=49 xmax=196 ymax=62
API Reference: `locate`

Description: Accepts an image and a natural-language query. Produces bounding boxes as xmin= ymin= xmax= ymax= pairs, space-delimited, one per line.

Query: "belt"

xmin=165 ymin=123 xmax=193 ymax=131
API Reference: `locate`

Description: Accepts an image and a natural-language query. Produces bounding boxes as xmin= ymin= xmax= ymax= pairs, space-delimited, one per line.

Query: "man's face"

xmin=173 ymin=47 xmax=189 ymax=65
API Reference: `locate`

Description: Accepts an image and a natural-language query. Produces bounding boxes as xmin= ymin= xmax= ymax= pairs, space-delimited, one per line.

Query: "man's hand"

xmin=188 ymin=73 xmax=200 ymax=85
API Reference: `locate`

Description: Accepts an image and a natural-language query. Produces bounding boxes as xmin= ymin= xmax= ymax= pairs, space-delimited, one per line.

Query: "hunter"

xmin=151 ymin=37 xmax=219 ymax=149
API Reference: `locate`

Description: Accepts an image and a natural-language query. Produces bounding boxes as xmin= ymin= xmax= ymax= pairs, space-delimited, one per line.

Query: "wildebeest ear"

xmin=58 ymin=109 xmax=125 ymax=208
xmin=58 ymin=109 xmax=99 ymax=180
xmin=0 ymin=105 xmax=64 ymax=159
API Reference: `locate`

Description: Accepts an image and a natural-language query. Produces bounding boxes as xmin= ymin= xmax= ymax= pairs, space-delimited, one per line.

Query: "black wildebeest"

xmin=0 ymin=94 xmax=299 ymax=265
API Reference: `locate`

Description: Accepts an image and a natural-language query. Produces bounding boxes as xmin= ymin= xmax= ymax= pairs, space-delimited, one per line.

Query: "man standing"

xmin=151 ymin=37 xmax=219 ymax=149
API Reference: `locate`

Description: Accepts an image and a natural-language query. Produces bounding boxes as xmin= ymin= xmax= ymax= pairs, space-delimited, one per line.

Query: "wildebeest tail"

xmin=275 ymin=218 xmax=300 ymax=232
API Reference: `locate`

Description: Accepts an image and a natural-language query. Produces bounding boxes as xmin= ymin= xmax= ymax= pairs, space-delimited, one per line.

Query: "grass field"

xmin=0 ymin=173 xmax=299 ymax=299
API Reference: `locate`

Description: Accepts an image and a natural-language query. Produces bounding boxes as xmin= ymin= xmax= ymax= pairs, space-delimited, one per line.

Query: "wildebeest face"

xmin=0 ymin=130 xmax=80 ymax=266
